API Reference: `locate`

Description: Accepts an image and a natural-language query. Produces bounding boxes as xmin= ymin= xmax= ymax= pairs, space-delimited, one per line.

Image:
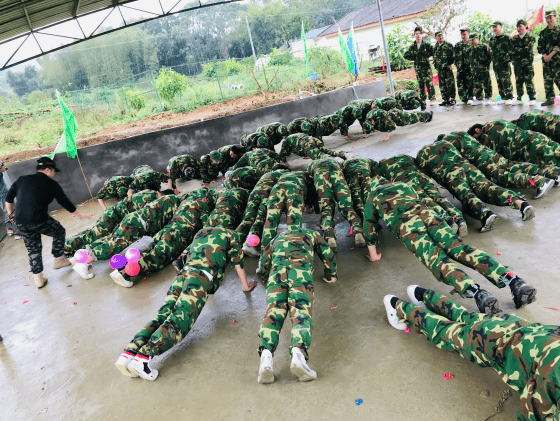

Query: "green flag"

xmin=338 ymin=27 xmax=353 ymax=73
xmin=49 ymin=91 xmax=77 ymax=159
xmin=301 ymin=21 xmax=309 ymax=79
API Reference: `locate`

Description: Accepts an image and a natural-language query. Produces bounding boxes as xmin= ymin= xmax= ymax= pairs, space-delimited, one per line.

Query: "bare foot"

xmin=322 ymin=277 xmax=337 ymax=283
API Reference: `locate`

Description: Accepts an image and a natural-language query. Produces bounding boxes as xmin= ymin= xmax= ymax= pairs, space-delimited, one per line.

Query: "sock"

xmin=390 ymin=296 xmax=399 ymax=308
xmin=464 ymin=284 xmax=480 ymax=298
xmin=414 ymin=287 xmax=428 ymax=303
xmin=520 ymin=201 xmax=529 ymax=212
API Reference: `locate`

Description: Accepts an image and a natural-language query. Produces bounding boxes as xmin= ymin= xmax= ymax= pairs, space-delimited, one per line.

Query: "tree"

xmin=6 ymin=65 xmax=41 ymax=97
xmin=386 ymin=23 xmax=411 ymax=71
xmin=413 ymin=0 xmax=467 ymax=37
xmin=463 ymin=12 xmax=515 ymax=43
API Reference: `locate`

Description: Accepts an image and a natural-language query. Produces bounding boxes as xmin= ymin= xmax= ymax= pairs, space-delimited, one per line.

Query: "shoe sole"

xmin=534 ymin=181 xmax=554 ymax=199
xmin=242 ymin=249 xmax=259 ymax=257
xmin=327 ymin=238 xmax=337 ymax=253
xmin=354 ymin=233 xmax=366 ymax=248
xmin=290 ymin=364 xmax=317 ymax=382
xmin=480 ymin=214 xmax=498 ymax=232
xmin=522 ymin=206 xmax=535 ymax=221
xmin=514 ymin=287 xmax=537 ymax=309
xmin=115 ymin=362 xmax=138 ymax=378
xmin=110 ymin=272 xmax=133 ymax=288
xmin=127 ymin=365 xmax=158 ymax=381
xmin=478 ymin=297 xmax=500 ymax=315
xmin=257 ymin=368 xmax=274 ymax=384
xmin=406 ymin=285 xmax=425 ymax=307
xmin=458 ymin=224 xmax=468 ymax=238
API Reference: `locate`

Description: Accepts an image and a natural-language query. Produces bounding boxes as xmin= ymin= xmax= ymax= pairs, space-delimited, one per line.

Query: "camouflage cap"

xmin=209 ymin=150 xmax=222 ymax=162
xmin=470 ymin=33 xmax=479 ymax=39
xmin=277 ymin=124 xmax=288 ymax=137
xmin=414 ymin=26 xmax=422 ymax=33
xmin=545 ymin=9 xmax=557 ymax=17
xmin=491 ymin=21 xmax=503 ymax=26
xmin=435 ymin=30 xmax=444 ymax=36
xmin=459 ymin=27 xmax=470 ymax=32
xmin=516 ymin=19 xmax=527 ymax=26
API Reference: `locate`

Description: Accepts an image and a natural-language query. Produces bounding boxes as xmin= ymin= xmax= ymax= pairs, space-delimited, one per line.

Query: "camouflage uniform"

xmin=348 ymin=99 xmax=375 ymax=125
xmin=362 ymin=108 xmax=430 ymax=134
xmin=167 ymin=155 xmax=200 ymax=181
xmin=377 ymin=155 xmax=465 ymax=228
xmin=314 ymin=114 xmax=343 ymax=140
xmin=199 ymin=154 xmax=222 ymax=184
xmin=17 ymin=217 xmax=66 ymax=274
xmin=216 ymin=145 xmax=241 ymax=174
xmin=395 ymin=290 xmax=560 ymax=421
xmin=287 ymin=117 xmax=318 ymax=136
xmin=95 ymin=176 xmax=132 ymax=200
xmin=205 ymin=188 xmax=249 ymax=230
xmin=123 ymin=227 xmax=244 ymax=357
xmin=393 ymin=90 xmax=425 ymax=111
xmin=404 ymin=40 xmax=436 ymax=102
xmin=64 ymin=190 xmax=158 ymax=255
xmin=256 ymin=229 xmax=337 ymax=359
xmin=416 ymin=141 xmax=524 ymax=221
xmin=433 ymin=40 xmax=456 ymax=101
xmin=537 ymin=23 xmax=560 ymax=101
xmin=240 ymin=132 xmax=274 ymax=151
xmin=278 ymin=134 xmax=345 ymax=161
xmin=454 ymin=40 xmax=474 ymax=102
xmin=223 ymin=166 xmax=263 ymax=190
xmin=366 ymin=176 xmax=510 ymax=297
xmin=468 ymin=42 xmax=493 ymax=100
xmin=477 ymin=120 xmax=560 ymax=166
xmin=372 ymin=97 xmax=400 ymax=111
xmin=305 ymin=158 xmax=362 ymax=241
xmin=511 ymin=31 xmax=536 ymax=99
xmin=337 ymin=103 xmax=360 ymax=132
xmin=489 ymin=34 xmax=514 ymax=100
xmin=129 ymin=166 xmax=174 ymax=191
xmin=260 ymin=171 xmax=308 ymax=249
xmin=256 ymin=122 xmax=289 ymax=145
xmin=233 ymin=148 xmax=281 ymax=173
xmin=89 ymin=195 xmax=180 ymax=260
xmin=514 ymin=109 xmax=560 ymax=143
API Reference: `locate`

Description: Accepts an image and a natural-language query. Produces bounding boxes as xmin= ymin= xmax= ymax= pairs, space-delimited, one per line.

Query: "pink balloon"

xmin=166 ymin=166 xmax=171 ymax=173
xmin=74 ymin=249 xmax=88 ymax=264
xmin=125 ymin=248 xmax=141 ymax=262
xmin=125 ymin=262 xmax=140 ymax=277
xmin=247 ymin=235 xmax=260 ymax=247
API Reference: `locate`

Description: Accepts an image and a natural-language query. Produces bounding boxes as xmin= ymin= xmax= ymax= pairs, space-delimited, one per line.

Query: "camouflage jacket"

xmin=342 ymin=157 xmax=378 ymax=180
xmin=131 ymin=164 xmax=152 ymax=177
xmin=372 ymin=97 xmax=399 ymax=111
xmin=377 ymin=154 xmax=441 ymax=194
xmin=216 ymin=145 xmax=240 ymax=171
xmin=223 ymin=166 xmax=263 ymax=190
xmin=275 ymin=170 xmax=308 ymax=192
xmin=393 ymin=90 xmax=421 ymax=110
xmin=476 ymin=120 xmax=537 ymax=160
xmin=287 ymin=117 xmax=318 ymax=136
xmin=404 ymin=40 xmax=434 ymax=69
xmin=206 ymin=187 xmax=249 ymax=228
xmin=256 ymin=122 xmax=288 ymax=145
xmin=416 ymin=140 xmax=467 ymax=177
xmin=511 ymin=32 xmax=536 ymax=65
xmin=114 ymin=189 xmax=159 ymax=218
xmin=182 ymin=227 xmax=245 ymax=293
xmin=433 ymin=41 xmax=454 ymax=69
xmin=315 ymin=114 xmax=343 ymax=139
xmin=338 ymin=104 xmax=360 ymax=126
xmin=96 ymin=176 xmax=132 ymax=199
xmin=348 ymin=99 xmax=374 ymax=120
xmin=278 ymin=134 xmax=317 ymax=161
xmin=233 ymin=148 xmax=281 ymax=171
xmin=468 ymin=44 xmax=492 ymax=72
xmin=199 ymin=154 xmax=222 ymax=184
xmin=537 ymin=25 xmax=560 ymax=66
xmin=138 ymin=195 xmax=181 ymax=236
xmin=453 ymin=40 xmax=472 ymax=71
xmin=304 ymin=157 xmax=342 ymax=178
xmin=129 ymin=169 xmax=173 ymax=191
xmin=488 ymin=34 xmax=512 ymax=65
xmin=168 ymin=154 xmax=200 ymax=180
xmin=444 ymin=131 xmax=510 ymax=169
xmin=363 ymin=109 xmax=396 ymax=133
xmin=514 ymin=110 xmax=559 ymax=137
xmin=240 ymin=132 xmax=274 ymax=151
xmin=251 ymin=169 xmax=289 ymax=196
xmin=257 ymin=228 xmax=337 ymax=282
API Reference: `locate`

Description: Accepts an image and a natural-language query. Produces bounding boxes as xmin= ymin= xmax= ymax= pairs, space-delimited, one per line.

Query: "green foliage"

xmin=386 ymin=23 xmax=411 ymax=71
xmin=155 ymin=67 xmax=189 ymax=101
xmin=24 ymin=90 xmax=54 ymax=105
xmin=203 ymin=59 xmax=244 ymax=78
xmin=306 ymin=46 xmax=345 ymax=76
xmin=125 ymin=89 xmax=146 ymax=110
xmin=6 ymin=65 xmax=41 ymax=97
xmin=269 ymin=49 xmax=293 ymax=66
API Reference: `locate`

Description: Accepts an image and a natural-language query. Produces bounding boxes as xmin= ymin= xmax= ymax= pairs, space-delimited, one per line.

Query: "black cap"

xmin=491 ymin=21 xmax=503 ymax=26
xmin=460 ymin=27 xmax=470 ymax=33
xmin=37 ymin=156 xmax=61 ymax=172
xmin=517 ymin=19 xmax=527 ymax=26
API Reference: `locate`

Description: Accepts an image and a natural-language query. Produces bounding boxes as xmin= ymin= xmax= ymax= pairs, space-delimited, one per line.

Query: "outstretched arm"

xmin=235 ymin=265 xmax=257 ymax=292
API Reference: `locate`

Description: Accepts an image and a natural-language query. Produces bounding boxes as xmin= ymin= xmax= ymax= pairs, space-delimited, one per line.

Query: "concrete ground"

xmin=1 ymin=102 xmax=560 ymax=421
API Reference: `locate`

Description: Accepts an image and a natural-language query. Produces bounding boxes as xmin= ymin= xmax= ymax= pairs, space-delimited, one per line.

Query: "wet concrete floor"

xmin=1 ymin=102 xmax=559 ymax=421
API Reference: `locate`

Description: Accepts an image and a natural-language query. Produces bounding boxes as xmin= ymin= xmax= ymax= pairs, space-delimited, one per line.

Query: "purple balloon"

xmin=110 ymin=254 xmax=127 ymax=270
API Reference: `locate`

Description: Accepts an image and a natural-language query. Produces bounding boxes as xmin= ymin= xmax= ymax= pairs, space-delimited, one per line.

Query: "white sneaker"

xmin=290 ymin=348 xmax=317 ymax=381
xmin=430 ymin=98 xmax=438 ymax=104
xmin=456 ymin=101 xmax=466 ymax=105
xmin=327 ymin=237 xmax=337 ymax=252
xmin=505 ymin=99 xmax=513 ymax=105
xmin=85 ymin=245 xmax=97 ymax=263
xmin=467 ymin=99 xmax=473 ymax=105
xmin=534 ymin=179 xmax=555 ymax=199
xmin=484 ymin=98 xmax=491 ymax=105
xmin=110 ymin=269 xmax=133 ymax=287
xmin=383 ymin=295 xmax=407 ymax=330
xmin=528 ymin=99 xmax=536 ymax=105
xmin=406 ymin=285 xmax=426 ymax=308
xmin=471 ymin=100 xmax=480 ymax=106
xmin=496 ymin=100 xmax=504 ymax=105
xmin=242 ymin=244 xmax=259 ymax=257
xmin=128 ymin=354 xmax=158 ymax=381
xmin=115 ymin=351 xmax=139 ymax=377
xmin=354 ymin=232 xmax=366 ymax=248
xmin=257 ymin=349 xmax=274 ymax=384
xmin=73 ymin=263 xmax=94 ymax=279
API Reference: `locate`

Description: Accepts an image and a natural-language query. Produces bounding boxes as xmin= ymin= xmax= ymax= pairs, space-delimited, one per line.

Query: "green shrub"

xmin=155 ymin=67 xmax=189 ymax=101
xmin=203 ymin=59 xmax=244 ymax=78
xmin=269 ymin=48 xmax=292 ymax=66
xmin=125 ymin=89 xmax=146 ymax=110
xmin=386 ymin=23 xmax=411 ymax=71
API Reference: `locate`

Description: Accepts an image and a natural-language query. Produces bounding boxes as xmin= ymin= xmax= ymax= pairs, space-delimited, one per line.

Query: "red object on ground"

xmin=442 ymin=373 xmax=454 ymax=380
xmin=330 ymin=306 xmax=338 ymax=310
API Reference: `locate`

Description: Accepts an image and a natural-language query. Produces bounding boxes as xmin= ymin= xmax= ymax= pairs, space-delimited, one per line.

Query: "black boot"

xmin=508 ymin=275 xmax=537 ymax=309
xmin=480 ymin=210 xmax=498 ymax=232
xmin=473 ymin=288 xmax=500 ymax=314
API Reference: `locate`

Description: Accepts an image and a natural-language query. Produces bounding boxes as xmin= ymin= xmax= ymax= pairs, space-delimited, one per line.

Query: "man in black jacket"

xmin=5 ymin=157 xmax=92 ymax=288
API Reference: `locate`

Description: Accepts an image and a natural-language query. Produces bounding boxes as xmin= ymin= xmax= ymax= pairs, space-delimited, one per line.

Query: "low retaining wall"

xmin=6 ymin=81 xmax=386 ymax=211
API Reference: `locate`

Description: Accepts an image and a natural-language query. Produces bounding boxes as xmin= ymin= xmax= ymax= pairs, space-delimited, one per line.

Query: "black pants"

xmin=18 ymin=217 xmax=66 ymax=274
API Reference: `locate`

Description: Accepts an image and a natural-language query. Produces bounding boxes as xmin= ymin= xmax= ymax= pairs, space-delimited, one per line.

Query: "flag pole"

xmin=374 ymin=0 xmax=395 ymax=95
xmin=76 ymin=152 xmax=94 ymax=201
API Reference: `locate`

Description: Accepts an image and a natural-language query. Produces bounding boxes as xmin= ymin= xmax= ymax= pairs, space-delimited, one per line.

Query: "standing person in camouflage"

xmin=128 ymin=165 xmax=175 ymax=196
xmin=114 ymin=226 xmax=256 ymax=381
xmin=442 ymin=131 xmax=557 ymax=198
xmin=256 ymin=122 xmax=289 ymax=145
xmin=538 ymin=10 xmax=560 ymax=106
xmin=433 ymin=31 xmax=456 ymax=106
xmin=404 ymin=27 xmax=436 ymax=106
xmin=215 ymin=145 xmax=243 ymax=175
xmin=367 ymin=175 xmax=536 ymax=313
xmin=240 ymin=132 xmax=274 ymax=151
xmin=416 ymin=140 xmax=535 ymax=232
xmin=468 ymin=34 xmax=493 ymax=105
xmin=468 ymin=120 xmax=560 ymax=166
xmin=361 ymin=108 xmax=433 ymax=141
xmin=287 ymin=117 xmax=318 ymax=136
xmin=96 ymin=176 xmax=133 ymax=210
xmin=110 ymin=189 xmax=213 ymax=288
xmin=278 ymin=134 xmax=345 ymax=161
xmin=393 ymin=90 xmax=425 ymax=110
xmin=167 ymin=154 xmax=201 ymax=184
xmin=65 ymin=186 xmax=162 ymax=256
xmin=377 ymin=155 xmax=467 ymax=236
xmin=223 ymin=166 xmax=261 ymax=190
xmin=233 ymin=148 xmax=283 ymax=173
xmin=489 ymin=21 xmax=514 ymax=104
xmin=305 ymin=158 xmax=365 ymax=252
xmin=199 ymin=150 xmax=222 ymax=186
xmin=384 ymin=286 xmax=556 ymax=421
xmin=255 ymin=228 xmax=337 ymax=384
xmin=513 ymin=109 xmax=560 ymax=143
xmin=454 ymin=28 xmax=474 ymax=105
xmin=205 ymin=187 xmax=249 ymax=230
xmin=511 ymin=19 xmax=537 ymax=105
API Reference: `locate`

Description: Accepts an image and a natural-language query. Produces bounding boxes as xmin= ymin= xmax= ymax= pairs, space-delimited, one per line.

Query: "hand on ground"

xmin=242 ymin=281 xmax=258 ymax=292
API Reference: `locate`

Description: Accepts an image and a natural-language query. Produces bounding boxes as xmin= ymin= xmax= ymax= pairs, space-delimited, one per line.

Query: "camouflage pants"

xmin=124 ymin=269 xmax=211 ymax=357
xmin=90 ymin=212 xmax=145 ymax=260
xmin=415 ymin=66 xmax=436 ymax=102
xmin=395 ymin=290 xmax=560 ymax=421
xmin=406 ymin=176 xmax=463 ymax=226
xmin=301 ymin=140 xmax=345 ymax=160
xmin=439 ymin=164 xmax=522 ymax=220
xmin=347 ymin=170 xmax=374 ymax=220
xmin=396 ymin=205 xmax=506 ymax=296
xmin=96 ymin=184 xmax=129 ymax=201
xmin=522 ymin=133 xmax=560 ymax=167
xmin=477 ymin=159 xmax=548 ymax=189
xmin=472 ymin=70 xmax=493 ymax=100
xmin=258 ymin=264 xmax=313 ymax=359
xmin=237 ymin=190 xmax=268 ymax=240
xmin=542 ymin=61 xmax=560 ymax=100
xmin=64 ymin=206 xmax=122 ymax=255
xmin=261 ymin=183 xmax=304 ymax=249
xmin=18 ymin=217 xmax=66 ymax=274
xmin=256 ymin=158 xmax=278 ymax=174
xmin=436 ymin=66 xmax=456 ymax=101
xmin=392 ymin=110 xmax=430 ymax=126
xmin=513 ymin=62 xmax=536 ymax=98
xmin=456 ymin=68 xmax=473 ymax=102
xmin=494 ymin=64 xmax=514 ymax=100
xmin=312 ymin=167 xmax=362 ymax=240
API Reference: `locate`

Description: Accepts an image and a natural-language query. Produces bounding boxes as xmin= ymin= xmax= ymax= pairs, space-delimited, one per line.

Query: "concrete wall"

xmin=6 ymin=81 xmax=385 ymax=212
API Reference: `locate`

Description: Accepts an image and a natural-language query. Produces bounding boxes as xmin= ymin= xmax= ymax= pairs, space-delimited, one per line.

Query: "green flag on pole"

xmin=48 ymin=91 xmax=77 ymax=159
xmin=337 ymin=27 xmax=353 ymax=73
xmin=301 ymin=21 xmax=309 ymax=79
